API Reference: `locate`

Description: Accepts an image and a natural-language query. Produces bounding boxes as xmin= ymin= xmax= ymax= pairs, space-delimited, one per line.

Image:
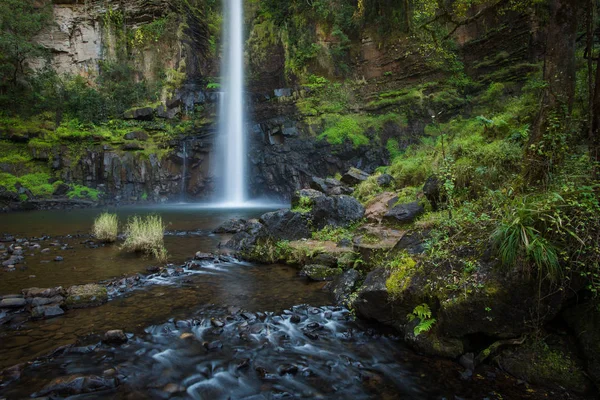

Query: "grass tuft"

xmin=92 ymin=212 xmax=119 ymax=243
xmin=122 ymin=215 xmax=168 ymax=262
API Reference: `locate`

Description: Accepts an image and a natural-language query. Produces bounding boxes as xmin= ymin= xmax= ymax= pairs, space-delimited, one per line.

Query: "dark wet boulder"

xmin=123 ymin=106 xmax=154 ymax=120
xmin=340 ymin=167 xmax=370 ymax=186
xmin=224 ymin=220 xmax=267 ymax=251
xmin=376 ymin=174 xmax=395 ymax=187
xmin=309 ymin=177 xmax=329 ymax=193
xmin=34 ymin=375 xmax=118 ymax=397
xmin=0 ymin=297 xmax=26 ymax=309
xmin=124 ymin=130 xmax=149 ymax=141
xmin=299 ymin=265 xmax=343 ymax=281
xmin=423 ymin=176 xmax=443 ymax=211
xmin=30 ymin=296 xmax=64 ymax=307
xmin=65 ymin=284 xmax=108 ymax=309
xmin=310 ymin=195 xmax=365 ymax=229
xmin=103 ymin=329 xmax=128 ymax=344
xmin=309 ymin=177 xmax=353 ymax=196
xmin=563 ymin=303 xmax=600 ymax=388
xmin=498 ymin=337 xmax=591 ymax=394
xmin=327 ymin=269 xmax=360 ymax=304
xmin=392 ymin=230 xmax=430 ymax=255
xmin=352 ymin=268 xmax=394 ymax=324
xmin=291 ymin=189 xmax=325 ymax=209
xmin=31 ymin=304 xmax=64 ymax=319
xmin=259 ymin=210 xmax=311 ymax=241
xmin=23 ymin=287 xmax=65 ymax=298
xmin=213 ymin=218 xmax=247 ymax=234
xmin=383 ymin=202 xmax=424 ymax=225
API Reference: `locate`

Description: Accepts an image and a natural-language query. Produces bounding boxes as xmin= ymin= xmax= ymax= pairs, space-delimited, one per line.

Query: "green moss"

xmin=291 ymin=196 xmax=313 ymax=213
xmin=386 ymin=252 xmax=417 ymax=300
xmin=67 ymin=184 xmax=100 ymax=201
xmin=318 ymin=114 xmax=369 ymax=147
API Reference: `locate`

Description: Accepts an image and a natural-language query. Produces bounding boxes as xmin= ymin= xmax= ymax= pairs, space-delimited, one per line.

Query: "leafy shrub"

xmin=292 ymin=196 xmax=313 ymax=213
xmin=92 ymin=212 xmax=119 ymax=243
xmin=318 ymin=114 xmax=369 ymax=148
xmin=122 ymin=215 xmax=168 ymax=262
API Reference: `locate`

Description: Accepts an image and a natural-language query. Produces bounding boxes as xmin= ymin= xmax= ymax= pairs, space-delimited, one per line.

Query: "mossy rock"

xmin=498 ymin=338 xmax=592 ymax=394
xmin=404 ymin=320 xmax=464 ymax=358
xmin=65 ymin=284 xmax=108 ymax=309
xmin=300 ymin=265 xmax=343 ymax=281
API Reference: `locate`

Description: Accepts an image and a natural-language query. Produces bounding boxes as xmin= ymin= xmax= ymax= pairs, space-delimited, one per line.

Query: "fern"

xmin=407 ymin=303 xmax=436 ymax=336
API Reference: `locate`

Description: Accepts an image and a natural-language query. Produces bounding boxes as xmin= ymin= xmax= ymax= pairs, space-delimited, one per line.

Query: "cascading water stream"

xmin=217 ymin=0 xmax=246 ymax=206
xmin=181 ymin=140 xmax=187 ymax=201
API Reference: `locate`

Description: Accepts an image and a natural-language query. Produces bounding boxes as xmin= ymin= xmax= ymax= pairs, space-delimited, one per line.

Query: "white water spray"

xmin=217 ymin=0 xmax=246 ymax=205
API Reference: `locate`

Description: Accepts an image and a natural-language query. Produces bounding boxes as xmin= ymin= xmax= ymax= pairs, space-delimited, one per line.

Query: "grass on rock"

xmin=122 ymin=215 xmax=168 ymax=262
xmin=92 ymin=212 xmax=119 ymax=243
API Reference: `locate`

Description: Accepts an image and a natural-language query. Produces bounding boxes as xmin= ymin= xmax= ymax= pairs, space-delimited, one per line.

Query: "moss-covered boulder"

xmin=299 ymin=264 xmax=343 ymax=281
xmin=498 ymin=338 xmax=592 ymax=394
xmin=65 ymin=284 xmax=108 ymax=309
xmin=563 ymin=303 xmax=600 ymax=388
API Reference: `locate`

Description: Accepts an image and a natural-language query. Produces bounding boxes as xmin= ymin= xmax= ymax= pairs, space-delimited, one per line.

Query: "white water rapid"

xmin=218 ymin=0 xmax=246 ymax=206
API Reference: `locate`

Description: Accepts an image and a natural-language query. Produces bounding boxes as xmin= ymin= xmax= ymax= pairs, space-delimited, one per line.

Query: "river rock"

xmin=35 ymin=374 xmax=118 ymax=396
xmin=103 ymin=330 xmax=128 ymax=344
xmin=0 ymin=297 xmax=26 ymax=309
xmin=310 ymin=195 xmax=365 ymax=229
xmin=225 ymin=220 xmax=267 ymax=251
xmin=23 ymin=287 xmax=64 ymax=298
xmin=31 ymin=304 xmax=64 ymax=319
xmin=259 ymin=210 xmax=311 ymax=241
xmin=65 ymin=284 xmax=108 ymax=309
xmin=340 ymin=168 xmax=370 ymax=186
xmin=300 ymin=265 xmax=343 ymax=281
xmin=383 ymin=201 xmax=424 ymax=224
xmin=30 ymin=295 xmax=64 ymax=306
xmin=2 ymin=255 xmax=23 ymax=266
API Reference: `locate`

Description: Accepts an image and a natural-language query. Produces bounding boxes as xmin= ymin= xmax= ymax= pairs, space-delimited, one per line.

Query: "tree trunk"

xmin=525 ymin=0 xmax=579 ymax=184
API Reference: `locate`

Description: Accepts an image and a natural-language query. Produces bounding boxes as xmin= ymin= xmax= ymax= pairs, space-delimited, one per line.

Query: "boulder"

xmin=103 ymin=329 xmax=128 ymax=344
xmin=563 ymin=303 xmax=600 ymax=387
xmin=291 ymin=189 xmax=325 ymax=209
xmin=309 ymin=177 xmax=353 ymax=196
xmin=310 ymin=195 xmax=365 ymax=229
xmin=224 ymin=220 xmax=267 ymax=251
xmin=383 ymin=201 xmax=424 ymax=225
xmin=65 ymin=284 xmax=108 ymax=309
xmin=404 ymin=321 xmax=464 ymax=358
xmin=31 ymin=304 xmax=64 ymax=319
xmin=364 ymin=192 xmax=397 ymax=223
xmin=340 ymin=168 xmax=370 ymax=186
xmin=124 ymin=131 xmax=149 ymax=141
xmin=392 ymin=230 xmax=430 ymax=254
xmin=423 ymin=176 xmax=443 ymax=211
xmin=0 ymin=297 xmax=26 ymax=309
xmin=299 ymin=265 xmax=343 ymax=281
xmin=352 ymin=268 xmax=394 ymax=324
xmin=123 ymin=107 xmax=154 ymax=120
xmin=30 ymin=295 xmax=64 ymax=307
xmin=23 ymin=287 xmax=65 ymax=298
xmin=327 ymin=269 xmax=360 ymax=304
xmin=376 ymin=174 xmax=395 ymax=187
xmin=213 ymin=218 xmax=247 ymax=234
xmin=498 ymin=338 xmax=591 ymax=394
xmin=259 ymin=210 xmax=311 ymax=241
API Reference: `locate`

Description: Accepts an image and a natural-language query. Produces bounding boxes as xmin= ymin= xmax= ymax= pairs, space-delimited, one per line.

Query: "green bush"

xmin=67 ymin=185 xmax=100 ymax=201
xmin=318 ymin=114 xmax=369 ymax=147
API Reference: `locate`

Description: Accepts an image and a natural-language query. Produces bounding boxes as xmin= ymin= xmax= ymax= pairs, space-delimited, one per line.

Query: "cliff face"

xmin=2 ymin=0 xmax=538 ymax=207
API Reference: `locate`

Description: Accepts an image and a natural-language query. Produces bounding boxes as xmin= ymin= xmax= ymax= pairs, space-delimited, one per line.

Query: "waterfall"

xmin=181 ymin=140 xmax=187 ymax=201
xmin=217 ymin=0 xmax=246 ymax=205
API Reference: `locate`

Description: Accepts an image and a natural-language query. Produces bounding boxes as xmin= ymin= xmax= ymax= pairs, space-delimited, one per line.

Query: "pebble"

xmin=54 ymin=256 xmax=64 ymax=262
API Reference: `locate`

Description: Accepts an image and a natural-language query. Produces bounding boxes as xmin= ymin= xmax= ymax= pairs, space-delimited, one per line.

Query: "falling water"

xmin=181 ymin=140 xmax=187 ymax=201
xmin=217 ymin=0 xmax=246 ymax=205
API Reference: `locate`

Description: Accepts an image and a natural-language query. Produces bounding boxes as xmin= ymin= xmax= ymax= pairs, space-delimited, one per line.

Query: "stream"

xmin=0 ymin=206 xmax=586 ymax=399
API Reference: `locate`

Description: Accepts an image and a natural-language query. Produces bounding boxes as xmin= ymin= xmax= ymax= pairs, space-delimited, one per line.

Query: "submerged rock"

xmin=65 ymin=284 xmax=108 ymax=309
xmin=103 ymin=330 xmax=128 ymax=345
xmin=34 ymin=374 xmax=118 ymax=397
xmin=0 ymin=297 xmax=26 ymax=309
xmin=30 ymin=304 xmax=64 ymax=319
xmin=299 ymin=265 xmax=343 ymax=282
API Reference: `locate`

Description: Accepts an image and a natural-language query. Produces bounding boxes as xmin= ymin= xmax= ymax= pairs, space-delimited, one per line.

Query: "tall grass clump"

xmin=92 ymin=212 xmax=119 ymax=243
xmin=122 ymin=215 xmax=168 ymax=262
